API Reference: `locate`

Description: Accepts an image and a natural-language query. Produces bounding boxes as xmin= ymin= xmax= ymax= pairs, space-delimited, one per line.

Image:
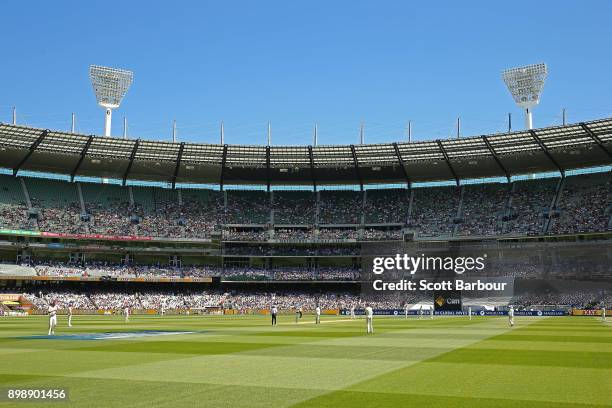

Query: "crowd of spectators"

xmin=364 ymin=189 xmax=407 ymax=224
xmin=7 ymin=286 xmax=612 ymax=312
xmin=223 ymin=229 xmax=269 ymax=241
xmin=226 ymin=191 xmax=269 ymax=224
xmin=511 ymin=290 xmax=610 ymax=309
xmin=456 ymin=184 xmax=508 ymax=236
xmin=318 ymin=228 xmax=358 ymax=240
xmin=319 ymin=191 xmax=362 ymax=224
xmin=273 ymin=192 xmax=315 ymax=224
xmin=361 ymin=228 xmax=402 ymax=240
xmin=550 ymin=177 xmax=610 ymax=234
xmin=410 ymin=186 xmax=459 ymax=237
xmin=27 ymin=289 xmax=94 ymax=310
xmin=273 ymin=228 xmax=313 ymax=240
xmin=0 ymin=174 xmax=609 ymax=240
xmin=15 ymin=260 xmax=361 ymax=281
xmin=502 ymin=180 xmax=556 ymax=235
xmin=35 ymin=202 xmax=87 ymax=235
xmin=0 ymin=204 xmax=35 ymax=230
xmin=17 ymin=289 xmax=404 ymax=311
xmin=223 ymin=245 xmax=358 ymax=256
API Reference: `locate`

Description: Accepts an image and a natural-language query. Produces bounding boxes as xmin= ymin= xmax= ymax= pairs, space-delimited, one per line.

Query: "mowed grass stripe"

xmin=240 ymin=344 xmax=455 ymax=361
xmin=490 ymin=334 xmax=612 ymax=343
xmin=0 ymin=349 xmax=193 ymax=376
xmin=291 ymin=389 xmax=609 ymax=408
xmin=466 ymin=339 xmax=612 ymax=353
xmin=73 ymin=340 xmax=280 ymax=355
xmin=0 ymin=376 xmax=325 ymax=408
xmin=321 ymin=361 xmax=612 ymax=406
xmin=65 ymin=354 xmax=410 ymax=391
xmin=428 ymin=347 xmax=612 ymax=369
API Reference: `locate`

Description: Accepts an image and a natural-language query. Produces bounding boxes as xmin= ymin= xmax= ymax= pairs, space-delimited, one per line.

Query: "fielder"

xmin=602 ymin=305 xmax=606 ymax=322
xmin=430 ymin=307 xmax=434 ymax=320
xmin=68 ymin=304 xmax=73 ymax=327
xmin=419 ymin=306 xmax=423 ymax=320
xmin=48 ymin=300 xmax=58 ymax=336
xmin=404 ymin=303 xmax=409 ymax=319
xmin=468 ymin=306 xmax=472 ymax=321
xmin=124 ymin=304 xmax=130 ymax=323
xmin=365 ymin=304 xmax=374 ymax=334
xmin=508 ymin=306 xmax=515 ymax=327
xmin=350 ymin=305 xmax=356 ymax=319
xmin=315 ymin=306 xmax=321 ymax=324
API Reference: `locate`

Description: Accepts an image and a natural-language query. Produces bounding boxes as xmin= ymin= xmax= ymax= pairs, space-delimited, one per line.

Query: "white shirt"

xmin=271 ymin=307 xmax=278 ymax=315
xmin=48 ymin=305 xmax=58 ymax=317
xmin=508 ymin=308 xmax=514 ymax=317
xmin=315 ymin=307 xmax=321 ymax=315
xmin=365 ymin=306 xmax=373 ymax=318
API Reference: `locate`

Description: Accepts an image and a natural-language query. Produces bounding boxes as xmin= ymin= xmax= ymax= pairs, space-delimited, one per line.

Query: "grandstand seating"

xmin=319 ymin=190 xmax=362 ymax=224
xmin=26 ymin=177 xmax=84 ymax=233
xmin=273 ymin=191 xmax=315 ymax=224
xmin=0 ymin=172 xmax=609 ymax=239
xmin=549 ymin=172 xmax=611 ymax=234
xmin=410 ymin=186 xmax=460 ymax=236
xmin=0 ymin=175 xmax=31 ymax=230
xmin=457 ymin=183 xmax=509 ymax=236
xmin=226 ymin=190 xmax=269 ymax=224
xmin=364 ymin=189 xmax=407 ymax=224
xmin=503 ymin=178 xmax=559 ymax=235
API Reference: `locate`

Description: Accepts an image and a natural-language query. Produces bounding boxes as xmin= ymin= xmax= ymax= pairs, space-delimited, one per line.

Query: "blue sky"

xmin=1 ymin=1 xmax=611 ymax=146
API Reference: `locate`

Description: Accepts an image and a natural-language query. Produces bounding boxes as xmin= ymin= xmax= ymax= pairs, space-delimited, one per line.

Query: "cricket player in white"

xmin=350 ymin=305 xmax=356 ymax=319
xmin=315 ymin=306 xmax=321 ymax=324
xmin=68 ymin=304 xmax=73 ymax=327
xmin=602 ymin=305 xmax=606 ymax=322
xmin=48 ymin=301 xmax=58 ymax=336
xmin=365 ymin=305 xmax=374 ymax=334
xmin=468 ymin=306 xmax=472 ymax=321
xmin=430 ymin=307 xmax=434 ymax=320
xmin=419 ymin=306 xmax=423 ymax=320
xmin=508 ymin=306 xmax=515 ymax=327
xmin=124 ymin=305 xmax=130 ymax=323
xmin=404 ymin=304 xmax=409 ymax=319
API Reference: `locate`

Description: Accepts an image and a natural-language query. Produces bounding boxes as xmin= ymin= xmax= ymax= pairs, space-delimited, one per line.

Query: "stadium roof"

xmin=0 ymin=118 xmax=610 ymax=187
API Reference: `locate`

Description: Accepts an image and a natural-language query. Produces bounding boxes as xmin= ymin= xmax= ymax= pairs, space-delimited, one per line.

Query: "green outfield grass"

xmin=0 ymin=314 xmax=610 ymax=407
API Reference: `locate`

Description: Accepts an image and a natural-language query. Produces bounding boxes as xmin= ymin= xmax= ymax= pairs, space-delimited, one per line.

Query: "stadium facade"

xmin=0 ymin=118 xmax=610 ymax=314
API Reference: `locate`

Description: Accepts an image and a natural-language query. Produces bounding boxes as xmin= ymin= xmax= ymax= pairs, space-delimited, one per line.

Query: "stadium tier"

xmin=0 ymin=171 xmax=609 ymax=240
xmin=0 ymin=119 xmax=610 ymax=288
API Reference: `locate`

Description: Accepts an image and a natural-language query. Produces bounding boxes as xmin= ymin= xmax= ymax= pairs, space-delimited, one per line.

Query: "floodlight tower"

xmin=89 ymin=65 xmax=133 ymax=137
xmin=502 ymin=63 xmax=547 ymax=130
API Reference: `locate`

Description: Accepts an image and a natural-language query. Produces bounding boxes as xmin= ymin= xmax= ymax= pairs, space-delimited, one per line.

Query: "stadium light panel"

xmin=89 ymin=65 xmax=133 ymax=137
xmin=502 ymin=63 xmax=547 ymax=130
